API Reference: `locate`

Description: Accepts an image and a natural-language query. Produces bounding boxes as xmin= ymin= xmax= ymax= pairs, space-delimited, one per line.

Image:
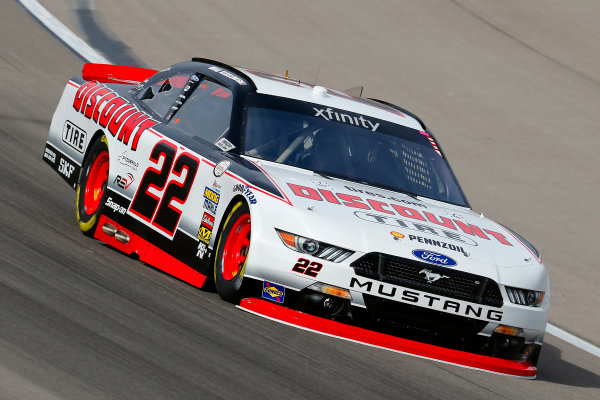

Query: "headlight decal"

xmin=505 ymin=286 xmax=544 ymax=307
xmin=276 ymin=229 xmax=354 ymax=262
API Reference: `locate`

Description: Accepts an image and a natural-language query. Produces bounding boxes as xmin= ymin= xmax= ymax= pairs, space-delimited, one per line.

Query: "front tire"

xmin=214 ymin=201 xmax=251 ymax=303
xmin=76 ymin=135 xmax=109 ymax=236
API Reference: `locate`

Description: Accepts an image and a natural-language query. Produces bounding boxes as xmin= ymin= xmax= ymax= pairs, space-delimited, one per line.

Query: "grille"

xmin=363 ymin=295 xmax=488 ymax=337
xmin=351 ymin=253 xmax=503 ymax=307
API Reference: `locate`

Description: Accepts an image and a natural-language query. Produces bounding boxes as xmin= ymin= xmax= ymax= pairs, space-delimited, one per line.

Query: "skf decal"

xmin=105 ymin=197 xmax=127 ymax=215
xmin=72 ymin=82 xmax=158 ymax=150
xmin=197 ymin=226 xmax=212 ymax=244
xmin=390 ymin=231 xmax=404 ymax=240
xmin=43 ymin=144 xmax=81 ymax=189
xmin=114 ymin=173 xmax=135 ymax=190
xmin=62 ymin=120 xmax=86 ymax=153
xmin=408 ymin=234 xmax=468 ymax=256
xmin=349 ymin=277 xmax=503 ymax=322
xmin=287 ymin=183 xmax=511 ymax=246
xmin=233 ymin=184 xmax=257 ymax=204
xmin=58 ymin=158 xmax=75 ymax=179
xmin=412 ymin=250 xmax=457 ymax=267
xmin=262 ymin=281 xmax=285 ymax=303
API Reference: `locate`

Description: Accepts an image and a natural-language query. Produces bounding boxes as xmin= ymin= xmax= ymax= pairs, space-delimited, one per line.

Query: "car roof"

xmin=238 ymin=68 xmax=424 ymax=131
xmin=188 ymin=58 xmax=425 ymax=131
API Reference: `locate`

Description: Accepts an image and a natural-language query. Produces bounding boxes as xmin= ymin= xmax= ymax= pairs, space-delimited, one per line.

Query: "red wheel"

xmin=76 ymin=135 xmax=109 ymax=236
xmin=214 ymin=201 xmax=251 ymax=303
xmin=221 ymin=213 xmax=251 ymax=281
xmin=83 ymin=150 xmax=109 ymax=215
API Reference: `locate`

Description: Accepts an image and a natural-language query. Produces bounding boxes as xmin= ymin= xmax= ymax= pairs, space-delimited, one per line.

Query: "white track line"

xmin=17 ymin=0 xmax=109 ymax=64
xmin=546 ymin=323 xmax=600 ymax=358
xmin=17 ymin=0 xmax=600 ymax=361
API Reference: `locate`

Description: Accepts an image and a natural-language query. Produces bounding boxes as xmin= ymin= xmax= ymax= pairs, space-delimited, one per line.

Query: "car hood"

xmin=250 ymin=158 xmax=542 ymax=282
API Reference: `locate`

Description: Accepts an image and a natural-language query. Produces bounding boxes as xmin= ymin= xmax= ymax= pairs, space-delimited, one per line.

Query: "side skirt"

xmin=93 ymin=214 xmax=207 ymax=288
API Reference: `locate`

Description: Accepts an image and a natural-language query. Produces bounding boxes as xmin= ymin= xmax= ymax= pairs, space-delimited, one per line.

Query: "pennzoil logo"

xmin=262 ymin=281 xmax=285 ymax=303
xmin=390 ymin=231 xmax=404 ymax=240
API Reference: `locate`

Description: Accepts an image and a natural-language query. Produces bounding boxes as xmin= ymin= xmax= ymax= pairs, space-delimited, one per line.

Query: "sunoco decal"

xmin=262 ymin=281 xmax=285 ymax=303
xmin=412 ymin=250 xmax=457 ymax=267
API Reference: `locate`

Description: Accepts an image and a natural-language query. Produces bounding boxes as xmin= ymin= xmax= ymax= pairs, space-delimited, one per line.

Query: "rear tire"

xmin=76 ymin=135 xmax=109 ymax=236
xmin=214 ymin=201 xmax=251 ymax=303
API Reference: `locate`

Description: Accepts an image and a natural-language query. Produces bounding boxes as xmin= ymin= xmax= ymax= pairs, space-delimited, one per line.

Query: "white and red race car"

xmin=43 ymin=59 xmax=550 ymax=377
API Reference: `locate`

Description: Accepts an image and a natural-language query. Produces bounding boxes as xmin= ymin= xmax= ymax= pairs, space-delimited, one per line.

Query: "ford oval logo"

xmin=412 ymin=250 xmax=457 ymax=267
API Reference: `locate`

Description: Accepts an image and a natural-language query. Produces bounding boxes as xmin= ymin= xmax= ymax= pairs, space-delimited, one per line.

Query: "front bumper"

xmin=244 ymin=224 xmax=549 ymax=349
xmin=239 ymin=298 xmax=538 ymax=378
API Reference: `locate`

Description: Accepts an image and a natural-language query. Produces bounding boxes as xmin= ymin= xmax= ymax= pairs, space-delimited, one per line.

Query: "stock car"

xmin=43 ymin=58 xmax=549 ymax=369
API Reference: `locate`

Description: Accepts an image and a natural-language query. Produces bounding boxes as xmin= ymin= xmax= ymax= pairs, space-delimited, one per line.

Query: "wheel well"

xmin=208 ymin=194 xmax=247 ymax=260
xmin=82 ymin=129 xmax=108 ymax=166
xmin=78 ymin=130 xmax=108 ymax=184
xmin=212 ymin=195 xmax=248 ymax=249
xmin=201 ymin=194 xmax=248 ymax=290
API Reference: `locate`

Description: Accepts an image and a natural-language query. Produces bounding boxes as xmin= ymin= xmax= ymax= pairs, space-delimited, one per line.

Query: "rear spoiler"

xmin=82 ymin=63 xmax=158 ymax=84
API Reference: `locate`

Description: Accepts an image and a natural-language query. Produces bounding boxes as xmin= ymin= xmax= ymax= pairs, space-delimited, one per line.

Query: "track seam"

xmin=449 ymin=0 xmax=600 ymax=86
xmin=16 ymin=0 xmax=600 ymax=360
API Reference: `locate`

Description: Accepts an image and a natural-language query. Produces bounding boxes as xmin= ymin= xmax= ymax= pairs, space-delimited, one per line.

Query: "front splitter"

xmin=238 ymin=298 xmax=536 ymax=378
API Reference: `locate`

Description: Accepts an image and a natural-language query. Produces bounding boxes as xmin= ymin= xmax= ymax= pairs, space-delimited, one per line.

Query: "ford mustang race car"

xmin=43 ymin=59 xmax=550 ymax=376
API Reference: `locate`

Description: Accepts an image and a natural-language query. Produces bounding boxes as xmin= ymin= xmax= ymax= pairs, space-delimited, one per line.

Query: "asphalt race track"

xmin=1 ymin=0 xmax=599 ymax=398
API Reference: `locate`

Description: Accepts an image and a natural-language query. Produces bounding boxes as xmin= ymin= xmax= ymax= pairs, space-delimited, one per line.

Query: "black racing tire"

xmin=76 ymin=135 xmax=109 ymax=237
xmin=214 ymin=201 xmax=251 ymax=303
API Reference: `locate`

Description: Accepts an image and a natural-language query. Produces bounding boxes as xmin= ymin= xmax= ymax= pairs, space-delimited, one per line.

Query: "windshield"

xmin=242 ymin=95 xmax=468 ymax=207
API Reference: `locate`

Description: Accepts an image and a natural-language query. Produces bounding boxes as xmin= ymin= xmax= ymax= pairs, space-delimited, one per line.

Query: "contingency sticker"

xmin=262 ymin=281 xmax=285 ymax=303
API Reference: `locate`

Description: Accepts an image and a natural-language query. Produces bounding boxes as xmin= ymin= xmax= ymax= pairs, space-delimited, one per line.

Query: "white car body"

xmin=44 ymin=59 xmax=550 ymax=364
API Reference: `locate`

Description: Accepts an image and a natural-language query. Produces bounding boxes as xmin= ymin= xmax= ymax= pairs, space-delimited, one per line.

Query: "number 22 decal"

xmin=292 ymin=258 xmax=323 ymax=277
xmin=130 ymin=140 xmax=199 ymax=236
